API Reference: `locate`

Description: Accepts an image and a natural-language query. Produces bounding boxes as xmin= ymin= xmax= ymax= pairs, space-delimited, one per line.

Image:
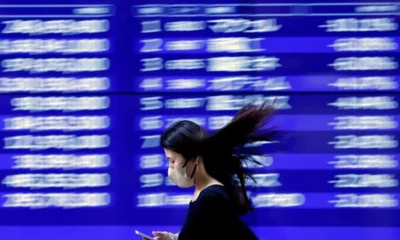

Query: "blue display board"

xmin=0 ymin=0 xmax=399 ymax=239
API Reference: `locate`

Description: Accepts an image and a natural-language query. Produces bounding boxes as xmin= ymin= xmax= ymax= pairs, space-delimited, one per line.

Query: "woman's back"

xmin=178 ymin=185 xmax=259 ymax=240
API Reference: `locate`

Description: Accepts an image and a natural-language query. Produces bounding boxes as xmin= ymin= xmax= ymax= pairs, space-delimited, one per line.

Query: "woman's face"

xmin=164 ymin=148 xmax=186 ymax=169
xmin=164 ymin=148 xmax=196 ymax=188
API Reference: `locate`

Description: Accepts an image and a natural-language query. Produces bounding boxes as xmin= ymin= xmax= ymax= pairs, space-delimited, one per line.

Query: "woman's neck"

xmin=192 ymin=174 xmax=223 ymax=201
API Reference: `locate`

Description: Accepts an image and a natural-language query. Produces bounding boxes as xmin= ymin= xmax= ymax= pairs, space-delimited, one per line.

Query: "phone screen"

xmin=135 ymin=230 xmax=155 ymax=240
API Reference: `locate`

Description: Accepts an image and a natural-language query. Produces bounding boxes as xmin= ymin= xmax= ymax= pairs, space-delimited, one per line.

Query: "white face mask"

xmin=168 ymin=159 xmax=197 ymax=188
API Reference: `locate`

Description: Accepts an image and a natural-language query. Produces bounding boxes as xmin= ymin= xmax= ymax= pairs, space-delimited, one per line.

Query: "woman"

xmin=147 ymin=102 xmax=275 ymax=240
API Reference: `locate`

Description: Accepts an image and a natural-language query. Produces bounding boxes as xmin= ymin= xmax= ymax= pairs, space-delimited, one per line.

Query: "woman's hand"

xmin=141 ymin=231 xmax=174 ymax=240
xmin=151 ymin=231 xmax=174 ymax=240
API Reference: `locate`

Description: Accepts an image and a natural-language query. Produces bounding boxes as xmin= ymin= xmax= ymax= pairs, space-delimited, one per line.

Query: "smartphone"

xmin=135 ymin=230 xmax=155 ymax=240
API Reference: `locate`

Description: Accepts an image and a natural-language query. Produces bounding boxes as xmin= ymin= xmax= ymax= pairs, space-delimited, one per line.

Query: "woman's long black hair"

xmin=160 ymin=101 xmax=276 ymax=215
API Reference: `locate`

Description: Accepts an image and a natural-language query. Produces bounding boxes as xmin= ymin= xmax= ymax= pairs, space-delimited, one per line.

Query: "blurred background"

xmin=0 ymin=0 xmax=399 ymax=239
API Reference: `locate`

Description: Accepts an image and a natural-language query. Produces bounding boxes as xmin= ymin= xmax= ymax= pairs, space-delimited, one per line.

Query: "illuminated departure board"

xmin=0 ymin=1 xmax=399 ymax=240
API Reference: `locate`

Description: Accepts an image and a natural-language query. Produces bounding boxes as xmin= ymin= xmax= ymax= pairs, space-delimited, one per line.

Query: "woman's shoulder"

xmin=188 ymin=185 xmax=235 ymax=218
xmin=196 ymin=185 xmax=230 ymax=204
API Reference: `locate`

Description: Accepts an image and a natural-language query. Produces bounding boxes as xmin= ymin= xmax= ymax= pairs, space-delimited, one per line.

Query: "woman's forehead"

xmin=164 ymin=148 xmax=182 ymax=159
